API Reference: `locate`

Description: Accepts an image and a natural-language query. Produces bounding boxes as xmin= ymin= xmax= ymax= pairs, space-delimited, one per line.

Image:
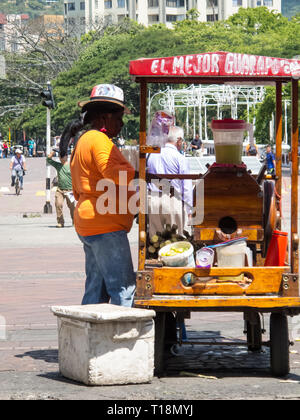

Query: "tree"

xmin=4 ymin=8 xmax=300 ymax=141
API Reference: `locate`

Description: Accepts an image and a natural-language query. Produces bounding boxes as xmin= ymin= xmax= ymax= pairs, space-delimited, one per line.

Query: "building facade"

xmin=63 ymin=0 xmax=282 ymax=36
xmin=0 ymin=14 xmax=30 ymax=53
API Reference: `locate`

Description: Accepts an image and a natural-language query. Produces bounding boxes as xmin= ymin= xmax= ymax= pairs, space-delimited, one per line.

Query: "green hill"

xmin=0 ymin=0 xmax=63 ymax=17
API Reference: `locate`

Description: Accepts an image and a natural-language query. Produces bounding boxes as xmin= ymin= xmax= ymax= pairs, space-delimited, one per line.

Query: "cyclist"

xmin=10 ymin=149 xmax=27 ymax=190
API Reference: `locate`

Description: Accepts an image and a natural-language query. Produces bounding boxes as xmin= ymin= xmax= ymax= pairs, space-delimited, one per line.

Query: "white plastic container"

xmin=216 ymin=241 xmax=247 ymax=281
xmin=246 ymin=247 xmax=253 ymax=267
xmin=211 ymin=119 xmax=253 ymax=165
xmin=159 ymin=241 xmax=194 ymax=267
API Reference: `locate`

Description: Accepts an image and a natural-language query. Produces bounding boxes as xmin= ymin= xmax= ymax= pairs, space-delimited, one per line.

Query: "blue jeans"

xmin=78 ymin=231 xmax=136 ymax=307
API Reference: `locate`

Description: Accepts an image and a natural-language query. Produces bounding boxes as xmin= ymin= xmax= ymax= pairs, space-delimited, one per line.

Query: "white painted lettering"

xmin=185 ymin=55 xmax=194 ymax=75
xmin=224 ymin=53 xmax=234 ymax=74
xmin=151 ymin=59 xmax=159 ymax=74
xmin=160 ymin=58 xmax=168 ymax=74
xmin=193 ymin=55 xmax=203 ymax=74
xmin=257 ymin=56 xmax=265 ymax=75
xmin=202 ymin=54 xmax=210 ymax=73
xmin=211 ymin=53 xmax=219 ymax=73
xmin=272 ymin=58 xmax=280 ymax=75
xmin=249 ymin=55 xmax=257 ymax=75
xmin=172 ymin=56 xmax=184 ymax=74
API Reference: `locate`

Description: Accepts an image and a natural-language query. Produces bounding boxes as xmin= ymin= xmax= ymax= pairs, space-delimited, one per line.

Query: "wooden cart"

xmin=129 ymin=52 xmax=300 ymax=377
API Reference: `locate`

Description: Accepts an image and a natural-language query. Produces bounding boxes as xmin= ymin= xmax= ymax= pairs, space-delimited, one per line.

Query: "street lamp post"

xmin=41 ymin=81 xmax=55 ymax=214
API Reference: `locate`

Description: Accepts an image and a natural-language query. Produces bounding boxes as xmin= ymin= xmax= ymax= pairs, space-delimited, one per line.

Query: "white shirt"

xmin=11 ymin=155 xmax=25 ymax=171
xmin=147 ymin=143 xmax=193 ymax=211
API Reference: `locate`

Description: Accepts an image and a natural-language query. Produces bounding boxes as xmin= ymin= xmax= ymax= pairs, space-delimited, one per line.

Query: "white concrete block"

xmin=51 ymin=304 xmax=156 ymax=386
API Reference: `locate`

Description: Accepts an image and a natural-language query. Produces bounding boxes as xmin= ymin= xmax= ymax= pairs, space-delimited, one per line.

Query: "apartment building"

xmin=63 ymin=0 xmax=282 ymax=36
xmin=0 ymin=13 xmax=29 ymax=52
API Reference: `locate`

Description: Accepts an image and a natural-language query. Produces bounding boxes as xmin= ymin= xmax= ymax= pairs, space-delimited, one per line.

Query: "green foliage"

xmin=4 ymin=7 xmax=300 ymax=142
xmin=0 ymin=0 xmax=63 ymax=17
xmin=227 ymin=7 xmax=288 ymax=34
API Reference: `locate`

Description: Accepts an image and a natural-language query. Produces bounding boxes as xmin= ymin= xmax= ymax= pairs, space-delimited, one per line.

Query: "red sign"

xmin=129 ymin=51 xmax=300 ymax=79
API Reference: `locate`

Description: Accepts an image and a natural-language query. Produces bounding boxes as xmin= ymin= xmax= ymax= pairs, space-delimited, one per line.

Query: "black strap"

xmin=15 ymin=156 xmax=24 ymax=170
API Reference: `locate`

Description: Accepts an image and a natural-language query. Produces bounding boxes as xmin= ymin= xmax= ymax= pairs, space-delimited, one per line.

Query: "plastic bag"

xmin=147 ymin=110 xmax=174 ymax=147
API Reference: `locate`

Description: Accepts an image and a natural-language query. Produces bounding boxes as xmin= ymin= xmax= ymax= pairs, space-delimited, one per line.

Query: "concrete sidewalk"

xmin=1 ymin=157 xmax=300 ymax=400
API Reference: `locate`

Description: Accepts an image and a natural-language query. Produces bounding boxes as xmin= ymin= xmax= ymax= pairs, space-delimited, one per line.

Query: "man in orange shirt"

xmin=59 ymin=84 xmax=136 ymax=307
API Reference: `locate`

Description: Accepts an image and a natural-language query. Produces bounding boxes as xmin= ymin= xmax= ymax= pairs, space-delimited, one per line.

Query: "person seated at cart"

xmin=147 ymin=125 xmax=193 ymax=238
xmin=191 ymin=133 xmax=203 ymax=157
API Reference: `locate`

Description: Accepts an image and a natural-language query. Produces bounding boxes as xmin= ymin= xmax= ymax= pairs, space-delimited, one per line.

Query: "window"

xmin=166 ymin=14 xmax=177 ymax=21
xmin=68 ymin=2 xmax=75 ymax=11
xmin=148 ymin=14 xmax=159 ymax=23
xmin=104 ymin=0 xmax=112 ymax=8
xmin=263 ymin=0 xmax=273 ymax=5
xmin=118 ymin=0 xmax=125 ymax=7
xmin=207 ymin=14 xmax=218 ymax=21
xmin=148 ymin=0 xmax=159 ymax=7
xmin=11 ymin=42 xmax=18 ymax=52
xmin=166 ymin=0 xmax=185 ymax=7
xmin=118 ymin=14 xmax=126 ymax=21
xmin=104 ymin=14 xmax=113 ymax=24
xmin=232 ymin=0 xmax=242 ymax=6
xmin=206 ymin=0 xmax=218 ymax=7
xmin=95 ymin=0 xmax=99 ymax=8
xmin=80 ymin=2 xmax=85 ymax=10
xmin=80 ymin=17 xmax=85 ymax=25
xmin=257 ymin=0 xmax=262 ymax=4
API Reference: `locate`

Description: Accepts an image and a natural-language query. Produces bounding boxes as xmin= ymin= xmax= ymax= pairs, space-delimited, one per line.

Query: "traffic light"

xmin=41 ymin=83 xmax=55 ymax=109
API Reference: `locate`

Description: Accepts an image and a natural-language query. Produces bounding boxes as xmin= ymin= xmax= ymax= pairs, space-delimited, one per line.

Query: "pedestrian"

xmin=59 ymin=83 xmax=136 ymax=307
xmin=32 ymin=139 xmax=36 ymax=157
xmin=10 ymin=148 xmax=27 ymax=190
xmin=190 ymin=133 xmax=203 ymax=157
xmin=246 ymin=141 xmax=258 ymax=156
xmin=28 ymin=138 xmax=34 ymax=157
xmin=2 ymin=141 xmax=8 ymax=158
xmin=118 ymin=136 xmax=125 ymax=150
xmin=0 ymin=140 xmax=2 ymax=158
xmin=147 ymin=125 xmax=193 ymax=238
xmin=46 ymin=150 xmax=75 ymax=228
xmin=265 ymin=144 xmax=276 ymax=174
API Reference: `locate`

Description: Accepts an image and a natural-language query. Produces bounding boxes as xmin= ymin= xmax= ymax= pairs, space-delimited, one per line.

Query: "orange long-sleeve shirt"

xmin=70 ymin=130 xmax=136 ymax=236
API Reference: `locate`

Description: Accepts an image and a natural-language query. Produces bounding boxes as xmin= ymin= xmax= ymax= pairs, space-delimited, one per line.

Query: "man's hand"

xmin=47 ymin=150 xmax=55 ymax=159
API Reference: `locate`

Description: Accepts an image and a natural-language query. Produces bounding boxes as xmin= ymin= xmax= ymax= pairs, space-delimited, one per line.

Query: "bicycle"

xmin=14 ymin=169 xmax=25 ymax=196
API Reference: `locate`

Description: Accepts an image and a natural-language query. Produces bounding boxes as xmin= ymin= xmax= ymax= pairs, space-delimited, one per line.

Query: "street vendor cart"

xmin=129 ymin=51 xmax=300 ymax=377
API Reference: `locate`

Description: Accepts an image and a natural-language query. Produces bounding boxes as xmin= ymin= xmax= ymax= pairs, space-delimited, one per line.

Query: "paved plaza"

xmin=0 ymin=156 xmax=300 ymax=400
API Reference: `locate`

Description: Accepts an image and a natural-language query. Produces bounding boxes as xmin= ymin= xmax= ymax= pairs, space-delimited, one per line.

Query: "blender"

xmin=211 ymin=118 xmax=253 ymax=165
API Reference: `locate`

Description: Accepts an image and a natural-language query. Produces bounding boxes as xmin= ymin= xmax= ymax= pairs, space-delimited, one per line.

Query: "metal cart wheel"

xmin=154 ymin=312 xmax=166 ymax=375
xmin=154 ymin=312 xmax=177 ymax=375
xmin=246 ymin=313 xmax=262 ymax=352
xmin=270 ymin=312 xmax=290 ymax=377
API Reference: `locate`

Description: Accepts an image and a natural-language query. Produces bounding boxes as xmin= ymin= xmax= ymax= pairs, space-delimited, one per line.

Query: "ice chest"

xmin=51 ymin=304 xmax=156 ymax=386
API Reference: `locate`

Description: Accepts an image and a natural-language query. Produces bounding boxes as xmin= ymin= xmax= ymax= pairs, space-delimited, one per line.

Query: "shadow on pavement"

xmin=38 ymin=371 xmax=84 ymax=387
xmin=15 ymin=349 xmax=58 ymax=364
